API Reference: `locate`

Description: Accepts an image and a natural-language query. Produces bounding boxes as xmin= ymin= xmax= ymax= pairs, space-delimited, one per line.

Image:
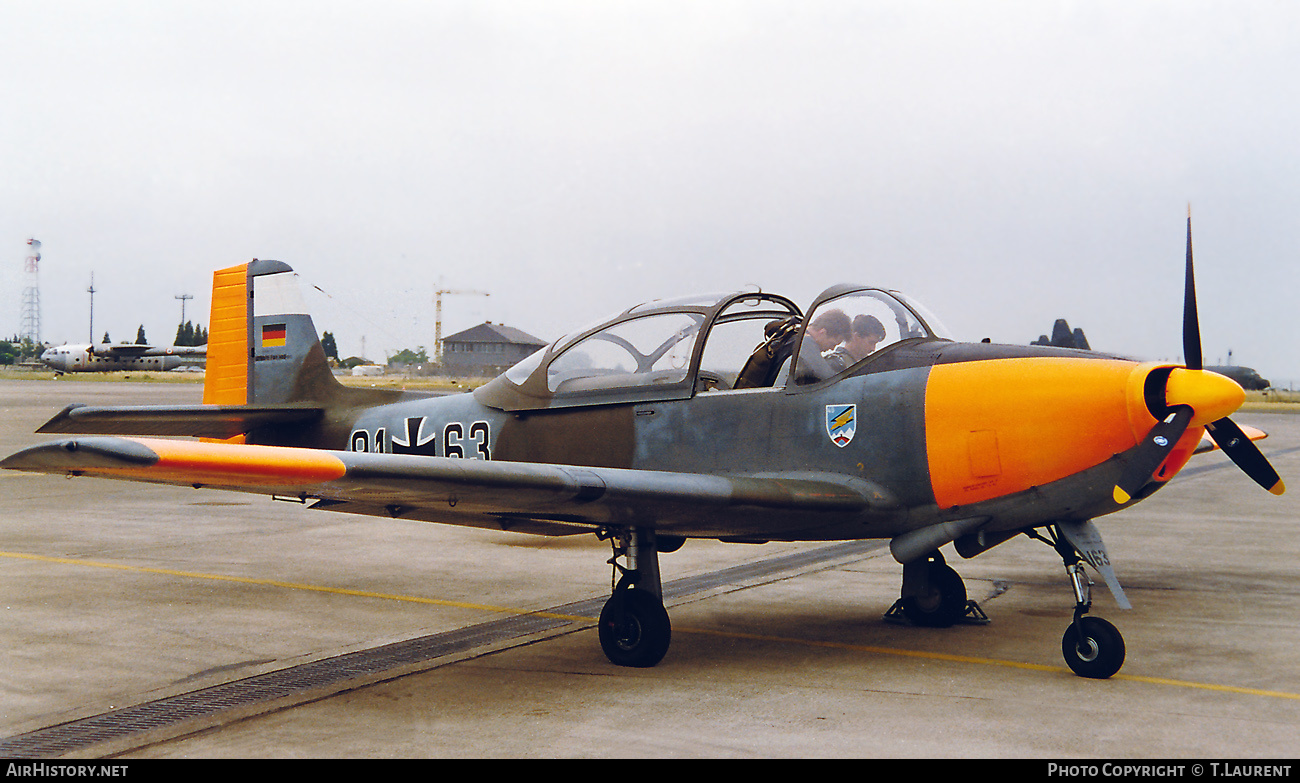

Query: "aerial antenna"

xmin=20 ymin=239 xmax=41 ymax=346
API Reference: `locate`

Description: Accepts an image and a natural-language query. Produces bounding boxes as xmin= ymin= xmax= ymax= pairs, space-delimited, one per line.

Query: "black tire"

xmin=1062 ymin=616 xmax=1126 ymax=679
xmin=598 ymin=589 xmax=671 ymax=668
xmin=902 ymin=561 xmax=967 ymax=627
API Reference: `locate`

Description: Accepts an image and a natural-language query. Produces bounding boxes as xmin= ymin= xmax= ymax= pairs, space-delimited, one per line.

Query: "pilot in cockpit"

xmin=826 ymin=314 xmax=886 ymax=372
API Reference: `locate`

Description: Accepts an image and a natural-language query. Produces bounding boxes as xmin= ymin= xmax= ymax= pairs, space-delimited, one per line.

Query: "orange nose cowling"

xmin=926 ymin=358 xmax=1161 ymax=510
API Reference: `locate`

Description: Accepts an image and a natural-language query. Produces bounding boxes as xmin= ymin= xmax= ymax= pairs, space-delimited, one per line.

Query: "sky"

xmin=3 ymin=1 xmax=1298 ymax=385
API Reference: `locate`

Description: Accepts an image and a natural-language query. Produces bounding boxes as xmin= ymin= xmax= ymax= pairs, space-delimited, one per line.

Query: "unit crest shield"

xmin=826 ymin=404 xmax=856 ymax=448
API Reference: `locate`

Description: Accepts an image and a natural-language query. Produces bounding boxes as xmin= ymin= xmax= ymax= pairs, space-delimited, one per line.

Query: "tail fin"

xmin=202 ymin=261 xmax=411 ymax=446
xmin=203 ymin=259 xmax=343 ymax=408
xmin=35 ymin=260 xmax=412 ymax=446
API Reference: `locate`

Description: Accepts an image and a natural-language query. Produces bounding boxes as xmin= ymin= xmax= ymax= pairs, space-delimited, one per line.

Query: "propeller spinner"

xmin=1113 ymin=215 xmax=1285 ymax=504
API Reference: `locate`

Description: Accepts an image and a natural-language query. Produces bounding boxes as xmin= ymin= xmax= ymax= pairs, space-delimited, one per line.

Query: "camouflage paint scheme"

xmin=4 ymin=253 xmax=1279 ymax=676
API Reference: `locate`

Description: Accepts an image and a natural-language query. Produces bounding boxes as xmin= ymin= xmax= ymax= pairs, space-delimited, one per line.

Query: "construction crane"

xmin=434 ymin=283 xmax=489 ymax=362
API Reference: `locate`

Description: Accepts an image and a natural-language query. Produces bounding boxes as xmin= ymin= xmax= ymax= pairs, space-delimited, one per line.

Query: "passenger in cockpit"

xmin=826 ymin=314 xmax=887 ymax=372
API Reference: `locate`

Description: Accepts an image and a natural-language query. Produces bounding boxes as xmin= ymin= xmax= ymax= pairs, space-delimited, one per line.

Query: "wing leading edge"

xmin=0 ymin=437 xmax=901 ymax=540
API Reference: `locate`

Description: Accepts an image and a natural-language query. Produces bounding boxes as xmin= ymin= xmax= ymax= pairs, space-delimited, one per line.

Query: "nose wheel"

xmin=1062 ymin=614 xmax=1125 ymax=679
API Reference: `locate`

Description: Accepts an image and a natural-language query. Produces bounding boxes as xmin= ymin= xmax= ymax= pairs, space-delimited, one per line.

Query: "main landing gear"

xmin=597 ymin=527 xmax=671 ymax=668
xmin=886 ymin=550 xmax=988 ymax=628
xmin=1028 ymin=524 xmax=1127 ymax=679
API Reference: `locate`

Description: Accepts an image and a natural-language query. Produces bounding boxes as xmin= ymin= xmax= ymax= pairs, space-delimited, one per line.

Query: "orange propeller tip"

xmin=1270 ymin=480 xmax=1286 ymax=496
xmin=1113 ymin=486 xmax=1131 ymax=505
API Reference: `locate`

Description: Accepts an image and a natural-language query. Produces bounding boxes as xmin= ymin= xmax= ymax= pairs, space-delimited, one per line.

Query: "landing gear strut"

xmin=597 ymin=527 xmax=671 ymax=668
xmin=1032 ymin=524 xmax=1126 ymax=679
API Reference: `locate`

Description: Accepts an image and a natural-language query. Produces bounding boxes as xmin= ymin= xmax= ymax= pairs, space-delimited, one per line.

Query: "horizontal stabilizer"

xmin=36 ymin=404 xmax=323 ymax=439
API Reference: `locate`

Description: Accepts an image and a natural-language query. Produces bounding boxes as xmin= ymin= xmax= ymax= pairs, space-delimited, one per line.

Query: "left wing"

xmin=1 ymin=437 xmax=901 ymax=540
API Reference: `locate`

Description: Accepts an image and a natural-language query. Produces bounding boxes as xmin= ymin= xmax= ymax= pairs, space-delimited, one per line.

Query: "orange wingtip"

xmin=125 ymin=437 xmax=347 ymax=486
xmin=1195 ymin=425 xmax=1268 ymax=454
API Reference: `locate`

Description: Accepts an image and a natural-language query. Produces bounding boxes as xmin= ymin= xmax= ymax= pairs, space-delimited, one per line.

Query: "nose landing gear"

xmin=1030 ymin=523 xmax=1128 ymax=679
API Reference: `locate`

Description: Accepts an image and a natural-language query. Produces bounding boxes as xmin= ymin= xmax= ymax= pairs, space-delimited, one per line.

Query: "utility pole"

xmin=87 ymin=272 xmax=96 ymax=345
xmin=175 ymin=293 xmax=193 ymax=326
xmin=434 ymin=280 xmax=489 ymax=362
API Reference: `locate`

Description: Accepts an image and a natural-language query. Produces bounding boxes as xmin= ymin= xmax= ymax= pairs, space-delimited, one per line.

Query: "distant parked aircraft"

xmin=40 ymin=342 xmax=206 ymax=374
xmin=1031 ymin=318 xmax=1091 ymax=350
xmin=1030 ymin=322 xmax=1270 ymax=390
xmin=1205 ymin=365 xmax=1270 ymax=391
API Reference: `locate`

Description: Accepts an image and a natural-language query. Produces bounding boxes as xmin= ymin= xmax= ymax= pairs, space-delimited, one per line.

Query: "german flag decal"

xmin=261 ymin=323 xmax=287 ymax=348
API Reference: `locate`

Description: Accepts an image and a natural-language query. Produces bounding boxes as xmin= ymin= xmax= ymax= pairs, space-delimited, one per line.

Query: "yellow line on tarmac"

xmin=0 ymin=550 xmax=590 ymax=623
xmin=675 ymin=626 xmax=1300 ymax=701
xmin=7 ymin=549 xmax=1300 ymax=702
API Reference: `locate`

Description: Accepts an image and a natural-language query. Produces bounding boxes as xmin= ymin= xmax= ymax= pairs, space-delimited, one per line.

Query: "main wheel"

xmin=598 ymin=589 xmax=671 ymax=668
xmin=1061 ymin=616 xmax=1125 ymax=679
xmin=902 ymin=561 xmax=967 ymax=627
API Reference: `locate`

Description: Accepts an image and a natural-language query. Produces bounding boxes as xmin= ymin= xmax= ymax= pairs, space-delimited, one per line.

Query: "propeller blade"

xmin=1171 ymin=212 xmax=1283 ymax=496
xmin=1206 ymin=417 xmax=1286 ymax=495
xmin=1114 ymin=405 xmax=1194 ymax=505
xmin=1183 ymin=212 xmax=1203 ymax=371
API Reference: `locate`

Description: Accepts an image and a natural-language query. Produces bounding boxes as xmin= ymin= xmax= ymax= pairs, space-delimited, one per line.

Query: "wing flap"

xmin=2 ymin=436 xmax=896 ymax=538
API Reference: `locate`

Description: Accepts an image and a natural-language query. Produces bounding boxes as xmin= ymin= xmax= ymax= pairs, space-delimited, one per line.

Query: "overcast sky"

xmin=3 ymin=1 xmax=1297 ymax=384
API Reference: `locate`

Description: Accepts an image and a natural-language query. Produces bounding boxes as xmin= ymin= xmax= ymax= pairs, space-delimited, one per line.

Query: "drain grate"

xmin=1 ymin=539 xmax=884 ymax=758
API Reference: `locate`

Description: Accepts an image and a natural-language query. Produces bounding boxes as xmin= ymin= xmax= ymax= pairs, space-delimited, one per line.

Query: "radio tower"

xmin=20 ymin=239 xmax=41 ymax=345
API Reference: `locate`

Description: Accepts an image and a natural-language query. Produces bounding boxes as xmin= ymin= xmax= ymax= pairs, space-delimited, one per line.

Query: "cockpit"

xmin=474 ymin=284 xmax=952 ymax=412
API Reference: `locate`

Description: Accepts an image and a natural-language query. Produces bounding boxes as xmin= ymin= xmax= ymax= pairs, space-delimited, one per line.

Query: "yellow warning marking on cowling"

xmin=6 ymin=548 xmax=1299 ymax=702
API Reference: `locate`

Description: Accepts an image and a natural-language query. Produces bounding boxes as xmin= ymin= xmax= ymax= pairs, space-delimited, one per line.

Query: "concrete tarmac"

xmin=1 ymin=379 xmax=1298 ymax=758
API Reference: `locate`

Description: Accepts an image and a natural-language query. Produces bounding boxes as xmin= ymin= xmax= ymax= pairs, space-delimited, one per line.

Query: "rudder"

xmin=202 ymin=259 xmax=343 ymax=411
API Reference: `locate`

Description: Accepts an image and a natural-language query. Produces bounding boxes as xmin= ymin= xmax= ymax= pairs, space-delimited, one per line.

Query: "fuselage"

xmin=335 ymin=340 xmax=1198 ymax=542
xmin=214 ymin=271 xmax=1244 ymax=544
